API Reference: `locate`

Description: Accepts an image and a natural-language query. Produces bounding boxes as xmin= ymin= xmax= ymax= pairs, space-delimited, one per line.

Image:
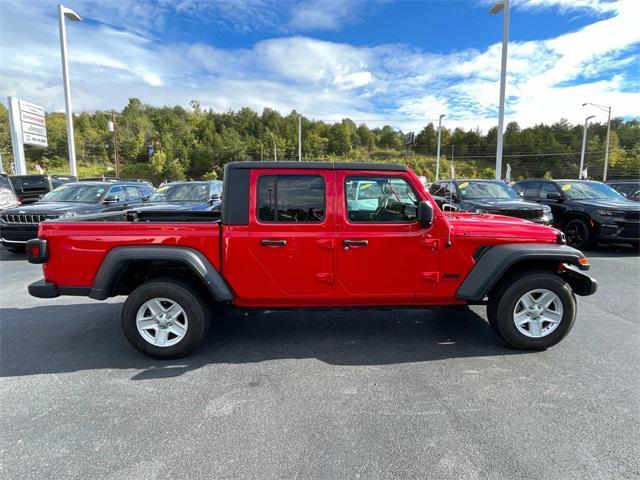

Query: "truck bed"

xmin=39 ymin=210 xmax=222 ymax=289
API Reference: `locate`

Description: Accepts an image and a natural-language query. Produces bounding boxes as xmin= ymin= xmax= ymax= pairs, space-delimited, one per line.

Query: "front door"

xmin=244 ymin=169 xmax=335 ymax=305
xmin=334 ymin=171 xmax=439 ymax=304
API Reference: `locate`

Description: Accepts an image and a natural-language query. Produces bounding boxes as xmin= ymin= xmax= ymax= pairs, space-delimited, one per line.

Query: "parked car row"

xmin=428 ymin=177 xmax=639 ymax=249
xmin=0 ymin=175 xmax=223 ymax=252
xmin=1 ymin=169 xmax=637 ymax=253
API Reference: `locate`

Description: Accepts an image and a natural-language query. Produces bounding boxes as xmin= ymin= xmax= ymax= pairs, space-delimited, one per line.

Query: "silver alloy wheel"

xmin=136 ymin=297 xmax=188 ymax=347
xmin=513 ymin=289 xmax=563 ymax=338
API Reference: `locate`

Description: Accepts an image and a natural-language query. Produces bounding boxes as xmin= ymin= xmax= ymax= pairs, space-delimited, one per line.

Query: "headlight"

xmin=61 ymin=211 xmax=77 ymax=218
xmin=475 ymin=208 xmax=486 ymax=214
xmin=596 ymin=209 xmax=624 ymax=217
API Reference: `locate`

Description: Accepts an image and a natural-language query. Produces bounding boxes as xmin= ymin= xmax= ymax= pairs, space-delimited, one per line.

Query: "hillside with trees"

xmin=1 ymin=98 xmax=638 ymax=184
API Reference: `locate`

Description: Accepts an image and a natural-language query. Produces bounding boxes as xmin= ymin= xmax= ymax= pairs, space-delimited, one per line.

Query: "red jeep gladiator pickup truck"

xmin=26 ymin=162 xmax=597 ymax=358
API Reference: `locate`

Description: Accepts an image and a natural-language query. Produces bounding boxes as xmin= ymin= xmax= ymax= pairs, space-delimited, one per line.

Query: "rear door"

xmin=243 ymin=169 xmax=335 ymax=303
xmin=335 ymin=171 xmax=439 ymax=303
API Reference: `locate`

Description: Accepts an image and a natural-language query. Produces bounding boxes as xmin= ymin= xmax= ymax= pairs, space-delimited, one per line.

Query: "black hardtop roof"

xmin=225 ymin=161 xmax=406 ymax=172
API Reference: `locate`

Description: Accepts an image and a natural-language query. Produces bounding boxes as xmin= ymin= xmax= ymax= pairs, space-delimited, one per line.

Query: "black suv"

xmin=428 ymin=179 xmax=553 ymax=224
xmin=607 ymin=179 xmax=640 ymax=202
xmin=513 ymin=179 xmax=640 ymax=249
xmin=9 ymin=174 xmax=77 ymax=204
xmin=0 ymin=181 xmax=150 ymax=252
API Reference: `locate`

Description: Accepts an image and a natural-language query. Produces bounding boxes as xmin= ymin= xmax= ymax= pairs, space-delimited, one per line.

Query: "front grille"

xmin=624 ymin=210 xmax=640 ymax=221
xmin=1 ymin=214 xmax=59 ymax=224
xmin=486 ymin=209 xmax=542 ymax=220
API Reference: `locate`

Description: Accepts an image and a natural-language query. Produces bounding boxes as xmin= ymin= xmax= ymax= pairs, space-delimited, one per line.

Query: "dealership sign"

xmin=7 ymin=96 xmax=49 ymax=175
xmin=17 ymin=99 xmax=48 ymax=147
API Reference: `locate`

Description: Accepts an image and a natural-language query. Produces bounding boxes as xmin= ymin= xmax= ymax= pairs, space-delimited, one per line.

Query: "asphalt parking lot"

xmin=1 ymin=246 xmax=639 ymax=480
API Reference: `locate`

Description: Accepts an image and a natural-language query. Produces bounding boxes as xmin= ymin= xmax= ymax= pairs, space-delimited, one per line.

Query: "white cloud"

xmin=289 ymin=0 xmax=364 ymax=31
xmin=0 ymin=0 xmax=638 ymax=134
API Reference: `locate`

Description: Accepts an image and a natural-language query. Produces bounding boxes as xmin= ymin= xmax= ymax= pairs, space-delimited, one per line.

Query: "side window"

xmin=428 ymin=182 xmax=442 ymax=196
xmin=108 ymin=186 xmax=125 ymax=200
xmin=524 ymin=182 xmax=541 ymax=199
xmin=257 ymin=175 xmax=325 ymax=222
xmin=513 ymin=182 xmax=525 ymax=194
xmin=125 ymin=186 xmax=141 ymax=201
xmin=540 ymin=182 xmax=559 ymax=199
xmin=346 ymin=176 xmax=418 ymax=223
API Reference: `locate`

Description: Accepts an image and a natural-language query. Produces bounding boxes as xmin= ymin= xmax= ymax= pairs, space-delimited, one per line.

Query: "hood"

xmin=446 ymin=212 xmax=559 ymax=242
xmin=570 ymin=198 xmax=640 ymax=210
xmin=461 ymin=199 xmax=543 ymax=210
xmin=1 ymin=202 xmax=102 ymax=216
xmin=130 ymin=201 xmax=215 ymax=212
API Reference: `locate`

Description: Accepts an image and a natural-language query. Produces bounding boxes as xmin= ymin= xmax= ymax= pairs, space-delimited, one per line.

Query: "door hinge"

xmin=421 ymin=239 xmax=439 ymax=251
xmin=316 ymin=239 xmax=333 ymax=250
xmin=315 ymin=273 xmax=334 ymax=284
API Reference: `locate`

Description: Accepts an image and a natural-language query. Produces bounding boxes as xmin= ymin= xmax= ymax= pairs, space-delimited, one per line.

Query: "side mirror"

xmin=103 ymin=195 xmax=120 ymax=204
xmin=141 ymin=195 xmax=150 ymax=202
xmin=546 ymin=192 xmax=563 ymax=201
xmin=418 ymin=201 xmax=434 ymax=227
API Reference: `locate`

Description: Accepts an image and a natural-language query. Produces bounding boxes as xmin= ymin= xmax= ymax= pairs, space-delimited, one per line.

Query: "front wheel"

xmin=121 ymin=280 xmax=210 ymax=358
xmin=487 ymin=272 xmax=576 ymax=350
xmin=564 ymin=218 xmax=593 ymax=249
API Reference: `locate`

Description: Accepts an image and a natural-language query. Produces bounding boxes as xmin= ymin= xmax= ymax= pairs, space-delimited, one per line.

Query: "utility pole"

xmin=579 ymin=115 xmax=595 ymax=179
xmin=58 ymin=4 xmax=82 ymax=177
xmin=298 ymin=115 xmax=302 ymax=161
xmin=583 ymin=102 xmax=612 ymax=181
xmin=435 ymin=114 xmax=446 ymax=182
xmin=489 ymin=0 xmax=510 ymax=180
xmin=269 ymin=132 xmax=277 ymax=161
xmin=108 ymin=113 xmax=119 ymax=178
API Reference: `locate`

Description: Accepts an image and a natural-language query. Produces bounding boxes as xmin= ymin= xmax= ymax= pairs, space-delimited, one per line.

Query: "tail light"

xmin=26 ymin=239 xmax=48 ymax=264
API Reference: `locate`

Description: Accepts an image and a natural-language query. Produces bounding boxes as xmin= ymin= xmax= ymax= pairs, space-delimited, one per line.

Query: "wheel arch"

xmin=456 ymin=243 xmax=592 ymax=301
xmin=89 ymin=246 xmax=233 ymax=302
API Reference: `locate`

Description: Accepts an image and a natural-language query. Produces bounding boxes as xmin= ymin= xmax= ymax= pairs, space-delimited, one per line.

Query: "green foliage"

xmin=0 ymin=98 xmax=638 ymax=182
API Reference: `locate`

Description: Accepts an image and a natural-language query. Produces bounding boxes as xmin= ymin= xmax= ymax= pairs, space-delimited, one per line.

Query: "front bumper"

xmin=0 ymin=224 xmax=38 ymax=244
xmin=595 ymin=220 xmax=639 ymax=243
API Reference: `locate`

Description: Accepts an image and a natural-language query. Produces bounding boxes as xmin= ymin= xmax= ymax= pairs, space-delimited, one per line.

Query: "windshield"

xmin=149 ymin=183 xmax=210 ymax=202
xmin=41 ymin=184 xmax=108 ymax=203
xmin=0 ymin=176 xmax=12 ymax=190
xmin=458 ymin=181 xmax=519 ymax=200
xmin=558 ymin=181 xmax=625 ymax=200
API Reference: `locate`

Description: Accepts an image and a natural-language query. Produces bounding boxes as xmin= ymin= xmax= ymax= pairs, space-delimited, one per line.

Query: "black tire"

xmin=3 ymin=244 xmax=25 ymax=253
xmin=487 ymin=271 xmax=576 ymax=350
xmin=121 ymin=279 xmax=210 ymax=359
xmin=564 ymin=218 xmax=593 ymax=249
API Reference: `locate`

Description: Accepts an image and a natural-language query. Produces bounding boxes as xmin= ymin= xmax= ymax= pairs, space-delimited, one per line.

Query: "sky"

xmin=1 ymin=0 xmax=639 ymax=132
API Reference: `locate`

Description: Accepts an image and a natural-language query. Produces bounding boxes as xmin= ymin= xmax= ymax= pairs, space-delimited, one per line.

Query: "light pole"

xmin=435 ymin=114 xmax=446 ymax=182
xmin=269 ymin=132 xmax=277 ymax=161
xmin=298 ymin=114 xmax=302 ymax=161
xmin=583 ymin=102 xmax=612 ymax=181
xmin=489 ymin=0 xmax=510 ymax=180
xmin=58 ymin=4 xmax=81 ymax=177
xmin=579 ymin=115 xmax=596 ymax=179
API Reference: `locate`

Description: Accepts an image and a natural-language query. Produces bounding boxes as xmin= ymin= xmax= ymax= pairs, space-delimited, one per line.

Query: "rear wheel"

xmin=564 ymin=218 xmax=593 ymax=249
xmin=121 ymin=280 xmax=210 ymax=358
xmin=487 ymin=271 xmax=576 ymax=350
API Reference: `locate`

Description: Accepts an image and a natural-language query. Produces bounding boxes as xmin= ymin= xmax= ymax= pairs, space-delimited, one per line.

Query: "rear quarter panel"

xmin=39 ymin=222 xmax=221 ymax=287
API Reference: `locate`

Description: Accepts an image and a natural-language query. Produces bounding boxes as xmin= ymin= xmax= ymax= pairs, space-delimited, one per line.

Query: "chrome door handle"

xmin=343 ymin=239 xmax=368 ymax=246
xmin=261 ymin=239 xmax=287 ymax=246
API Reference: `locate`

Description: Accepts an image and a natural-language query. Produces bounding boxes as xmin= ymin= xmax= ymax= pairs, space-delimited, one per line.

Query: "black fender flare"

xmin=89 ymin=246 xmax=233 ymax=302
xmin=456 ymin=243 xmax=593 ymax=301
